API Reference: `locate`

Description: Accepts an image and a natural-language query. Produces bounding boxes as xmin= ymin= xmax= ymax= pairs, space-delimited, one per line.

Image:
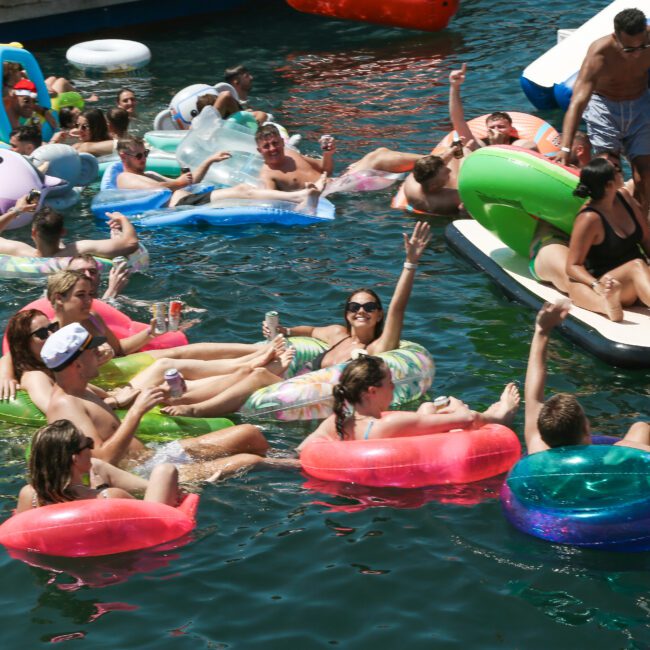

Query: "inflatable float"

xmin=520 ymin=0 xmax=650 ymax=109
xmin=0 ymin=45 xmax=55 ymax=143
xmin=92 ymin=161 xmax=335 ymax=228
xmin=3 ymin=296 xmax=185 ymax=354
xmin=0 ymin=244 xmax=147 ymax=282
xmin=457 ymin=146 xmax=581 ymax=258
xmin=66 ymin=39 xmax=151 ymax=73
xmin=97 ymin=149 xmax=181 ymax=181
xmin=239 ymin=337 xmax=435 ymax=421
xmin=391 ymin=114 xmax=560 ymax=214
xmin=445 ymin=219 xmax=650 ymax=368
xmin=301 ymin=422 xmax=520 ymax=488
xmin=285 ymin=0 xmax=459 ymax=32
xmin=501 ymin=443 xmax=650 ymax=551
xmin=0 ymin=493 xmax=198 ymax=557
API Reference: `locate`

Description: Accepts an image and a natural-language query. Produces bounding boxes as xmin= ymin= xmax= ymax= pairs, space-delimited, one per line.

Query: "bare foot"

xmin=600 ymin=275 xmax=623 ymax=322
xmin=277 ymin=346 xmax=296 ymax=376
xmin=296 ymin=173 xmax=327 ymax=214
xmin=482 ymin=382 xmax=520 ymax=426
xmin=161 ymin=404 xmax=196 ymax=417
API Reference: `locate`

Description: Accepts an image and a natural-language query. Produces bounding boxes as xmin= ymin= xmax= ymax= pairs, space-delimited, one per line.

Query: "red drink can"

xmin=169 ymin=300 xmax=183 ymax=331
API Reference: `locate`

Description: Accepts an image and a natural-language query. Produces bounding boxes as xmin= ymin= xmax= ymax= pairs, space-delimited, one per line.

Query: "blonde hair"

xmin=47 ymin=269 xmax=88 ymax=305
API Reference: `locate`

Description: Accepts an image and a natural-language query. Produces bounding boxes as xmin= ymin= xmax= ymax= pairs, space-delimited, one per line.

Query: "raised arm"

xmin=368 ymin=221 xmax=431 ymax=353
xmin=524 ymin=302 xmax=569 ymax=453
xmin=448 ymin=64 xmax=477 ymax=147
xmin=557 ymin=44 xmax=603 ymax=165
xmin=191 ymin=151 xmax=232 ymax=184
xmin=73 ymin=212 xmax=139 ymax=257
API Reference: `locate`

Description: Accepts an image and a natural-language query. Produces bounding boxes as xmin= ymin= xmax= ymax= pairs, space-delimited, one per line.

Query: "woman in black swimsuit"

xmin=263 ymin=222 xmax=432 ymax=368
xmin=567 ymin=157 xmax=650 ymax=321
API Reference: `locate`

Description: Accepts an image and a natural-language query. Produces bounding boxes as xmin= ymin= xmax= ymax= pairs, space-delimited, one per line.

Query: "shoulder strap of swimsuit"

xmin=616 ymin=192 xmax=643 ymax=233
xmin=363 ymin=419 xmax=375 ymax=440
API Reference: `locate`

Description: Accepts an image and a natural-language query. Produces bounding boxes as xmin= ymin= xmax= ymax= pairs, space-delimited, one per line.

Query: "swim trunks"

xmin=583 ymin=91 xmax=650 ymax=159
xmin=134 ymin=440 xmax=192 ymax=477
xmin=175 ymin=191 xmax=212 ymax=207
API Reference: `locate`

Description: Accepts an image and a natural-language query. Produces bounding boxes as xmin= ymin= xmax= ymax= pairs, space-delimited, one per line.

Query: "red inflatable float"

xmin=300 ymin=421 xmax=521 ymax=488
xmin=0 ymin=493 xmax=199 ymax=557
xmin=2 ymin=297 xmax=187 ymax=354
xmin=286 ymin=0 xmax=459 ymax=32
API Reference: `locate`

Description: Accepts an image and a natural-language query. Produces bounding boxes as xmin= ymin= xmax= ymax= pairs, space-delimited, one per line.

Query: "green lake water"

xmin=1 ymin=1 xmax=650 ymax=647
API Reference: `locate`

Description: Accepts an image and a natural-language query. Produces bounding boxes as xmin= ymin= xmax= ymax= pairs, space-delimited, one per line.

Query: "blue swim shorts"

xmin=583 ymin=91 xmax=650 ymax=159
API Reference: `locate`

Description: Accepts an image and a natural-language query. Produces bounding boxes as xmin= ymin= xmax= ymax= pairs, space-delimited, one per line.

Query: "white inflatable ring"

xmin=66 ymin=39 xmax=151 ymax=73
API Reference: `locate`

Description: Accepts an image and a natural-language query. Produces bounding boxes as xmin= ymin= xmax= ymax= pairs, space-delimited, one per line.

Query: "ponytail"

xmin=332 ymin=384 xmax=349 ymax=440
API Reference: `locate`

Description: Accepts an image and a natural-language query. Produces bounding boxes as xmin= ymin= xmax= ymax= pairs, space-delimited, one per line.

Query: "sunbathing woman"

xmin=566 ymin=157 xmax=650 ymax=321
xmin=297 ymin=355 xmax=519 ymax=448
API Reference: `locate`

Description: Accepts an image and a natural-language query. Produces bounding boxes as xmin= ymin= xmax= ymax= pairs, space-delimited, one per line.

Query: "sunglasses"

xmin=30 ymin=322 xmax=59 ymax=341
xmin=75 ymin=436 xmax=95 ymax=452
xmin=125 ymin=150 xmax=149 ymax=160
xmin=75 ymin=122 xmax=90 ymax=131
xmin=347 ymin=301 xmax=379 ymax=313
xmin=617 ymin=36 xmax=650 ymax=53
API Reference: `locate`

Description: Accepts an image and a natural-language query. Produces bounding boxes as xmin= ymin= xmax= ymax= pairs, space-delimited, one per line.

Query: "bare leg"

xmin=480 ymin=382 xmax=521 ymax=427
xmin=347 ymin=147 xmax=423 ymax=174
xmin=146 ymin=341 xmax=264 ymax=361
xmin=568 ymin=276 xmax=625 ymax=321
xmin=605 ymin=259 xmax=650 ymax=307
xmin=179 ymin=423 xmax=269 ymax=458
xmin=162 ymin=367 xmax=285 ymax=417
xmin=180 ymin=453 xmax=266 ymax=482
xmin=143 ymin=463 xmax=180 ymax=505
xmin=534 ymin=244 xmax=570 ymax=293
xmin=618 ymin=422 xmax=650 ymax=452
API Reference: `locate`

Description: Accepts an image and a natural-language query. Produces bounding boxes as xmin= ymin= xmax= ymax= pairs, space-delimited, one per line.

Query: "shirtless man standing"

xmin=43 ymin=323 xmax=270 ymax=476
xmin=557 ymin=8 xmax=650 ymax=212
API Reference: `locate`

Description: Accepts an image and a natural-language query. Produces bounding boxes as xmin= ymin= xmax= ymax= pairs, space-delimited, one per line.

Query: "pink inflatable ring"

xmin=0 ymin=493 xmax=199 ymax=557
xmin=300 ymin=420 xmax=521 ymax=488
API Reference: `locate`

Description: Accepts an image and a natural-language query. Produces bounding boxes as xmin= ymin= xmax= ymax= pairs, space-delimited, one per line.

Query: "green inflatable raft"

xmin=458 ymin=145 xmax=586 ymax=257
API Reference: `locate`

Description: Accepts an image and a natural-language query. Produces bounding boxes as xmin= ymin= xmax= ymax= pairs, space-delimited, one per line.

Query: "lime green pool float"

xmin=458 ymin=145 xmax=586 ymax=257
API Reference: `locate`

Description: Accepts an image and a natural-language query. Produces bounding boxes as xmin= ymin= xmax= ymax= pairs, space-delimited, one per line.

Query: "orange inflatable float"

xmin=391 ymin=112 xmax=560 ymax=213
xmin=286 ymin=0 xmax=459 ymax=32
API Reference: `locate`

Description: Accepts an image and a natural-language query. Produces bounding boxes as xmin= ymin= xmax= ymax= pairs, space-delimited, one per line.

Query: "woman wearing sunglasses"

xmin=566 ymin=157 xmax=650 ymax=321
xmin=263 ymin=222 xmax=431 ymax=370
xmin=15 ymin=419 xmax=180 ymax=514
xmin=73 ymin=108 xmax=115 ymax=157
xmin=3 ymin=309 xmax=136 ymax=411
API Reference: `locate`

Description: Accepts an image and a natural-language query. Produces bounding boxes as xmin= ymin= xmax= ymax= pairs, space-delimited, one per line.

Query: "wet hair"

xmin=29 ymin=419 xmax=86 ymax=505
xmin=333 ymin=356 xmax=388 ymax=439
xmin=224 ymin=64 xmax=248 ymax=84
xmin=614 ymin=8 xmax=647 ymax=36
xmin=573 ymin=157 xmax=616 ymax=199
xmin=80 ymin=107 xmax=109 ymax=141
xmin=116 ymin=87 xmax=135 ymax=105
xmin=343 ymin=287 xmax=384 ymax=339
xmin=196 ymin=93 xmax=217 ymax=114
xmin=412 ymin=155 xmax=446 ymax=185
xmin=6 ymin=309 xmax=52 ymax=380
xmin=537 ymin=393 xmax=588 ymax=448
xmin=106 ymin=107 xmax=129 ymax=137
xmin=47 ymin=269 xmax=89 ymax=306
xmin=58 ymin=106 xmax=77 ymax=129
xmin=255 ymin=123 xmax=281 ymax=144
xmin=9 ymin=125 xmax=42 ymax=148
xmin=485 ymin=111 xmax=513 ymax=126
xmin=32 ymin=207 xmax=63 ymax=244
xmin=116 ymin=135 xmax=145 ymax=154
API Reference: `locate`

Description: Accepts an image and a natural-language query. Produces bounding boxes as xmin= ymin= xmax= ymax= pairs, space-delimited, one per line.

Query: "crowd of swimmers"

xmin=3 ymin=9 xmax=650 ymax=512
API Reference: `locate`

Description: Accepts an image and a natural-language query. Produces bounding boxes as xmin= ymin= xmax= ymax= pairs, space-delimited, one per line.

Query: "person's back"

xmin=403 ymin=154 xmax=460 ymax=215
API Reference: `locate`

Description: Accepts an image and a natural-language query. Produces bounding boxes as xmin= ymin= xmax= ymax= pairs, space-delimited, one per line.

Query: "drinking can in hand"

xmin=265 ymin=311 xmax=279 ymax=339
xmin=152 ymin=302 xmax=167 ymax=334
xmin=164 ymin=369 xmax=186 ymax=398
xmin=168 ymin=300 xmax=183 ymax=331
